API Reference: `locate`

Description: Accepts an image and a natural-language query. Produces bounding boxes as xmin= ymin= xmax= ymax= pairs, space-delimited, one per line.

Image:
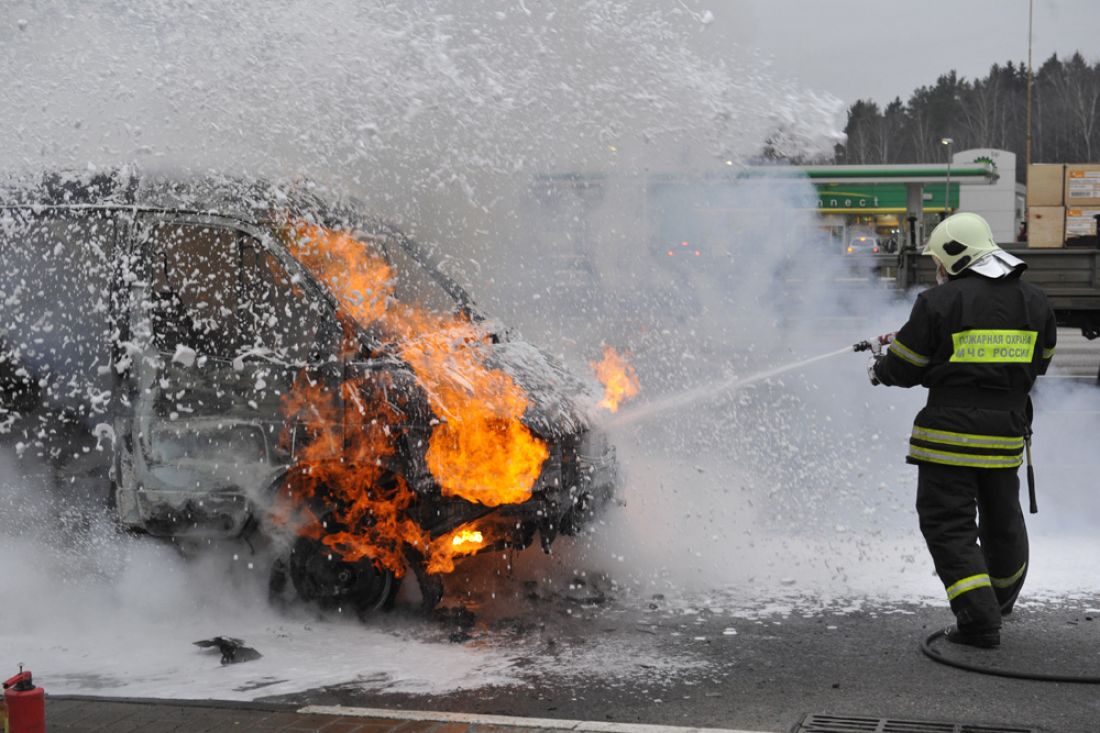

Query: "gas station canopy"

xmin=739 ymin=162 xmax=1000 ymax=248
xmin=739 ymin=162 xmax=998 ymax=186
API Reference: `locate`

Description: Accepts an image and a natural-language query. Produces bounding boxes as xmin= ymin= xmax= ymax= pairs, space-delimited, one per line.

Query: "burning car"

xmin=0 ymin=169 xmax=617 ymax=615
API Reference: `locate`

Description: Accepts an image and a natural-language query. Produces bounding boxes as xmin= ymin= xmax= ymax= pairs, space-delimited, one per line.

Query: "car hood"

xmin=349 ymin=326 xmax=594 ymax=440
xmin=484 ymin=340 xmax=592 ymax=439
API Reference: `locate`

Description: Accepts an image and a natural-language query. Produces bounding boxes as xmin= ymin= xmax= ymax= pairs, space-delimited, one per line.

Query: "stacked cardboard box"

xmin=1029 ymin=164 xmax=1065 ymax=206
xmin=1027 ymin=164 xmax=1065 ymax=247
xmin=1066 ymin=208 xmax=1100 ymax=240
xmin=1065 ymin=164 xmax=1100 ymax=206
xmin=1064 ymin=164 xmax=1100 ymax=245
xmin=1027 ymin=205 xmax=1065 ymax=248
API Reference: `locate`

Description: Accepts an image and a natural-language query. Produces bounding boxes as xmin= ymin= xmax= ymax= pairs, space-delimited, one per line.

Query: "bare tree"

xmin=962 ymin=67 xmax=1001 ymax=147
xmin=1050 ymin=53 xmax=1100 ymax=160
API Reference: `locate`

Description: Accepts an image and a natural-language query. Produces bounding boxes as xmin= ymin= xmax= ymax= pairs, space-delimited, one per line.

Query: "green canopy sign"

xmin=816 ymin=183 xmax=958 ymax=213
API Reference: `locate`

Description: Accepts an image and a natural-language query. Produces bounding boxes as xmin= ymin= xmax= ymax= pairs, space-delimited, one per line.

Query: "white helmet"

xmin=924 ymin=212 xmax=1025 ymax=279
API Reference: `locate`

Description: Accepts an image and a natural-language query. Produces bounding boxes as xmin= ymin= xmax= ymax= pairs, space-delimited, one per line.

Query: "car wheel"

xmin=287 ymin=536 xmax=398 ymax=617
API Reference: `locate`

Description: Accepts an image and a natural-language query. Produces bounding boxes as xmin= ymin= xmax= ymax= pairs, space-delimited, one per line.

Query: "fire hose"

xmin=853 ymin=340 xmax=1100 ymax=683
xmin=920 ymin=630 xmax=1100 ymax=683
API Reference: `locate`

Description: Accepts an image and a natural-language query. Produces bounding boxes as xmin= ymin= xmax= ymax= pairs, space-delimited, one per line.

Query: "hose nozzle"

xmin=854 ymin=333 xmax=896 ymax=354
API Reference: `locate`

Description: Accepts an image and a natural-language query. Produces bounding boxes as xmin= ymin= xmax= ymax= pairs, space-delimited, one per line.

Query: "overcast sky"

xmin=706 ymin=0 xmax=1100 ymax=107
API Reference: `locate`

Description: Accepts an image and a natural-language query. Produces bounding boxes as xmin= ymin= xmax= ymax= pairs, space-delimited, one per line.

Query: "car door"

xmin=116 ymin=212 xmax=341 ymax=537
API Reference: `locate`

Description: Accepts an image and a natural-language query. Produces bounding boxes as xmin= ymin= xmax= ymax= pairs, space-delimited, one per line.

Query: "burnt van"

xmin=0 ymin=170 xmax=616 ymax=614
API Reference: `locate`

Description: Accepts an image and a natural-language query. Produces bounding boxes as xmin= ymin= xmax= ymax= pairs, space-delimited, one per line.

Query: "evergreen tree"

xmin=831 ymin=53 xmax=1100 ymax=180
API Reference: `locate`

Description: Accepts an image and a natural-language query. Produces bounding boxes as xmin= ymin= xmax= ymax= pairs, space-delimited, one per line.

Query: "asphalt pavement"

xmin=249 ymin=598 xmax=1100 ymax=733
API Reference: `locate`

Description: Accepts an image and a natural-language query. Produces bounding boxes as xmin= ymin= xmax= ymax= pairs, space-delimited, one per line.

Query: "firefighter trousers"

xmin=916 ymin=462 xmax=1029 ymax=632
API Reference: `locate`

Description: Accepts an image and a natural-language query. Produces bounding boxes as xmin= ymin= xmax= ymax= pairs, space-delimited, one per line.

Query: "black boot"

xmin=944 ymin=625 xmax=1000 ymax=648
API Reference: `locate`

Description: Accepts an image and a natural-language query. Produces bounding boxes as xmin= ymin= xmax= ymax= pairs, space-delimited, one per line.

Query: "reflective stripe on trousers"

xmin=991 ymin=561 xmax=1027 ymax=589
xmin=945 ymin=573 xmax=993 ymax=601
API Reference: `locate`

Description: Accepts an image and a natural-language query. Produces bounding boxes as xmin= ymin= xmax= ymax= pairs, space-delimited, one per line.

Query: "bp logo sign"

xmin=972 ymin=155 xmax=998 ymax=172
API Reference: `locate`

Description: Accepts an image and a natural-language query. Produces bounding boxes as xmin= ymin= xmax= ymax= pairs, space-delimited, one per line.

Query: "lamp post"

xmin=1026 ymin=0 xmax=1034 ymax=171
xmin=941 ymin=137 xmax=954 ymax=217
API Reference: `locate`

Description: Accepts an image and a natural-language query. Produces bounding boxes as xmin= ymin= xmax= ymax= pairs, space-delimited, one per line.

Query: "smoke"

xmin=1029 ymin=377 xmax=1100 ymax=532
xmin=0 ymin=443 xmax=529 ymax=697
xmin=0 ymin=443 xmax=266 ymax=620
xmin=493 ymin=173 xmax=927 ymax=604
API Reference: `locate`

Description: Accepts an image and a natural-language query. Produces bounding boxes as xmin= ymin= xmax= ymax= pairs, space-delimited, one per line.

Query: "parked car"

xmin=0 ymin=170 xmax=618 ymax=615
xmin=844 ymin=232 xmax=882 ymax=256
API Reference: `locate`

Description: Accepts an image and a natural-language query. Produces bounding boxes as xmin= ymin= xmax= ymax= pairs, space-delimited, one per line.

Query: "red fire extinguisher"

xmin=2 ymin=666 xmax=45 ymax=733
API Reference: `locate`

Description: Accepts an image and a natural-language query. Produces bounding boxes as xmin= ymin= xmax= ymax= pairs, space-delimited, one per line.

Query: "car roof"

xmin=0 ymin=167 xmax=371 ymax=230
xmin=0 ymin=166 xmax=477 ymax=319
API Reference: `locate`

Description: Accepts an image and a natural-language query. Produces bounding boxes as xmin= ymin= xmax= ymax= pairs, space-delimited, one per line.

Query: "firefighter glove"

xmin=867 ymin=355 xmax=883 ymax=386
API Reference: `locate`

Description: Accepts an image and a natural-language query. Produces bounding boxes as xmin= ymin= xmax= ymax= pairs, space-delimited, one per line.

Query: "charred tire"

xmin=287 ymin=536 xmax=398 ymax=617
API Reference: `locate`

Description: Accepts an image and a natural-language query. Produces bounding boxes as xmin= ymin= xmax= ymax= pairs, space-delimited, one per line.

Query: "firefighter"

xmin=868 ymin=212 xmax=1056 ymax=648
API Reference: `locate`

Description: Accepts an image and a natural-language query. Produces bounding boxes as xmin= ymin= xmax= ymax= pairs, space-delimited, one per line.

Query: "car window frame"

xmin=134 ymin=211 xmax=346 ymax=367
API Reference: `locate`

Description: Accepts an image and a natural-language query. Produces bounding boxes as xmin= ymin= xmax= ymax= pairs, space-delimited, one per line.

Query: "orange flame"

xmin=278 ymin=371 xmax=428 ymax=577
xmin=277 ymin=221 xmax=549 ymax=575
xmin=404 ymin=320 xmax=548 ymax=507
xmin=591 ymin=345 xmax=640 ymax=413
xmin=452 ymin=528 xmax=484 ymax=546
xmin=425 ymin=525 xmax=491 ymax=574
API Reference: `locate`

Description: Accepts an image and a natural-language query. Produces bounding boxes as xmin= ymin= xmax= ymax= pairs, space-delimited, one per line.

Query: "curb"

xmin=300 ymin=705 xmax=778 ymax=733
xmin=48 ymin=696 xmax=779 ymax=733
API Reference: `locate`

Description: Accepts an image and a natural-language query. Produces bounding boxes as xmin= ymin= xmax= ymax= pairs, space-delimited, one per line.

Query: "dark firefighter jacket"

xmin=874 ymin=269 xmax=1056 ymax=469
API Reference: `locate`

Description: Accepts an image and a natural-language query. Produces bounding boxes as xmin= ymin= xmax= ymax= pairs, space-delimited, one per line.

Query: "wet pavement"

xmin=250 ymin=597 xmax=1100 ymax=733
xmin=39 ymin=596 xmax=1100 ymax=733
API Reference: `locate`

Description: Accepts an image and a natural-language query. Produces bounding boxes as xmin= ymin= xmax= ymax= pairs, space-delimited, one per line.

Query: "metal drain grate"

xmin=797 ymin=713 xmax=1037 ymax=733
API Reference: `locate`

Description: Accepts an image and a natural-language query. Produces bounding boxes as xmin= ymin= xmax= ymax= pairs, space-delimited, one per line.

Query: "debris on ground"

xmin=193 ymin=637 xmax=263 ymax=665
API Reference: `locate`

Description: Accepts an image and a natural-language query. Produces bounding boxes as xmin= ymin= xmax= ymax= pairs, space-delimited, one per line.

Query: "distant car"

xmin=845 ymin=233 xmax=882 ymax=255
xmin=0 ymin=170 xmax=618 ymax=616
